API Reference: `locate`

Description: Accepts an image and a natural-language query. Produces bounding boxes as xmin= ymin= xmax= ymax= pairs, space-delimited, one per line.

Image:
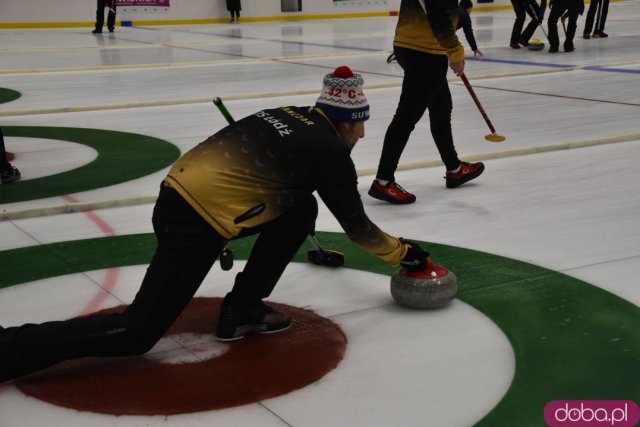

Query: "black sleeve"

xmin=458 ymin=9 xmax=478 ymax=52
xmin=424 ymin=0 xmax=460 ymax=51
xmin=311 ymin=147 xmax=404 ymax=264
xmin=313 ymin=151 xmax=377 ymax=242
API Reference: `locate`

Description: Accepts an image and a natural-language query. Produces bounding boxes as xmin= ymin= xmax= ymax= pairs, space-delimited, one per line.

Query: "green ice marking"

xmin=0 ymin=232 xmax=638 ymax=425
xmin=0 ymin=87 xmax=21 ymax=104
xmin=0 ymin=126 xmax=180 ymax=203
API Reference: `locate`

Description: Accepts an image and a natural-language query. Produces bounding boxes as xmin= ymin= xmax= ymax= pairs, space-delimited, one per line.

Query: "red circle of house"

xmin=16 ymin=297 xmax=347 ymax=415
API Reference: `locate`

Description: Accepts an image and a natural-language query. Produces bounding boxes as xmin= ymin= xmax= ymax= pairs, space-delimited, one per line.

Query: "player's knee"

xmin=296 ymin=196 xmax=318 ymax=234
xmin=429 ymin=110 xmax=452 ymax=123
xmin=392 ymin=110 xmax=423 ymax=129
xmin=303 ymin=195 xmax=318 ymax=221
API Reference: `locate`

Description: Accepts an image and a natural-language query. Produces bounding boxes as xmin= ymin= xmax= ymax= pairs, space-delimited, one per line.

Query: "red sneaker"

xmin=445 ymin=161 xmax=484 ymax=188
xmin=368 ymin=180 xmax=416 ymax=204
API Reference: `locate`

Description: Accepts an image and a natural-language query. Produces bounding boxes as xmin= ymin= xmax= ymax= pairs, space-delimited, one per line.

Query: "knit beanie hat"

xmin=315 ymin=66 xmax=370 ymax=123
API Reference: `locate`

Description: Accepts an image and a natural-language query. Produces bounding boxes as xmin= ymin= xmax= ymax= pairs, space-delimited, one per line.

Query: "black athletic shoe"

xmin=549 ymin=46 xmax=559 ymax=53
xmin=564 ymin=44 xmax=575 ymax=52
xmin=583 ymin=33 xmax=591 ymax=39
xmin=1 ymin=165 xmax=21 ymax=184
xmin=108 ymin=28 xmax=115 ymax=33
xmin=92 ymin=28 xmax=102 ymax=34
xmin=593 ymin=31 xmax=608 ymax=38
xmin=216 ymin=301 xmax=291 ymax=341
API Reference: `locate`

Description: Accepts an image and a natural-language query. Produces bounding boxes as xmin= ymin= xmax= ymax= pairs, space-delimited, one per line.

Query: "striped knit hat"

xmin=315 ymin=66 xmax=370 ymax=123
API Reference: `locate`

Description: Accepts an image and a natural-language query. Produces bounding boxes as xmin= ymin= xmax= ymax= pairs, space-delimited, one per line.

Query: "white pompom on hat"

xmin=315 ymin=66 xmax=370 ymax=123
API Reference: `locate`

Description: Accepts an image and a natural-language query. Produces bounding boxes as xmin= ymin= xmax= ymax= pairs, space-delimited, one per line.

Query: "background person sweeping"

xmin=386 ymin=0 xmax=483 ymax=62
xmin=582 ymin=0 xmax=608 ymax=38
xmin=547 ymin=0 xmax=584 ymax=52
xmin=369 ymin=0 xmax=485 ymax=205
xmin=92 ymin=0 xmax=116 ymax=34
xmin=510 ymin=0 xmax=547 ymax=48
xmin=458 ymin=0 xmax=483 ymax=57
xmin=0 ymin=66 xmax=436 ymax=383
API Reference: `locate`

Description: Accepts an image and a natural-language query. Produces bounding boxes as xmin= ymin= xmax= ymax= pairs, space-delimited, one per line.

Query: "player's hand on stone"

xmin=400 ymin=239 xmax=429 ymax=272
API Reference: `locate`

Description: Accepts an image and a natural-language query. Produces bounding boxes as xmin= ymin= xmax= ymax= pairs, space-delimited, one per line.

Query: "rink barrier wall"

xmin=0 ymin=0 xmax=630 ymax=28
xmin=0 ymin=5 xmax=521 ymax=29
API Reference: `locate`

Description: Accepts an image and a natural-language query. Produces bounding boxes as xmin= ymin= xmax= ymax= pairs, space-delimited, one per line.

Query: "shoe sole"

xmin=1 ymin=174 xmax=21 ymax=184
xmin=367 ymin=188 xmax=416 ymax=205
xmin=216 ymin=322 xmax=291 ymax=342
xmin=446 ymin=164 xmax=485 ymax=189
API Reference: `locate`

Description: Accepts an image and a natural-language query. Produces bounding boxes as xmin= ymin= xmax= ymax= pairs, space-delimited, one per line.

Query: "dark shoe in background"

xmin=1 ymin=165 xmax=21 ymax=184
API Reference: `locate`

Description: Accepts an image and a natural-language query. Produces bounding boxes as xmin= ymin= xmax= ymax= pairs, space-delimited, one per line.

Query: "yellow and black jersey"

xmin=394 ymin=0 xmax=465 ymax=63
xmin=164 ymin=106 xmax=407 ymax=265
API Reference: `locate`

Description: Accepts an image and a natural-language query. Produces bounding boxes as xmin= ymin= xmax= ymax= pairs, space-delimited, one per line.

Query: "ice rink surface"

xmin=1 ymin=3 xmax=639 ymax=426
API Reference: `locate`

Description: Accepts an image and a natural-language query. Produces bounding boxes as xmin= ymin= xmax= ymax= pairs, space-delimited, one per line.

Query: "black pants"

xmin=548 ymin=0 xmax=580 ymax=49
xmin=376 ymin=47 xmax=459 ymax=181
xmin=229 ymin=10 xmax=240 ymax=19
xmin=95 ymin=0 xmax=116 ymax=31
xmin=583 ymin=0 xmax=608 ymax=34
xmin=511 ymin=0 xmax=542 ymax=44
xmin=0 ymin=186 xmax=317 ymax=382
xmin=0 ymin=127 xmax=10 ymax=172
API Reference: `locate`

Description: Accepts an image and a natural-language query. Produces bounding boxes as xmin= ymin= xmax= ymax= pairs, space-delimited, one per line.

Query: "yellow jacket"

xmin=394 ymin=0 xmax=465 ymax=63
xmin=165 ymin=106 xmax=408 ymax=266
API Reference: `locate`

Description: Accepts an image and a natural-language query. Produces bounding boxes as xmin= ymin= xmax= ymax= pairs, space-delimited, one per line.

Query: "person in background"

xmin=92 ymin=0 xmax=116 ymax=34
xmin=0 ymin=127 xmax=21 ymax=184
xmin=458 ymin=0 xmax=484 ymax=57
xmin=386 ymin=0 xmax=483 ymax=62
xmin=547 ymin=0 xmax=584 ymax=52
xmin=369 ymin=0 xmax=485 ymax=205
xmin=582 ymin=0 xmax=609 ymax=38
xmin=0 ymin=66 xmax=435 ymax=383
xmin=226 ymin=0 xmax=242 ymax=23
xmin=510 ymin=0 xmax=547 ymax=48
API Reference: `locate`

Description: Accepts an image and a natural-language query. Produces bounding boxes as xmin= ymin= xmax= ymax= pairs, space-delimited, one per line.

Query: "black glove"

xmin=399 ymin=239 xmax=429 ymax=272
